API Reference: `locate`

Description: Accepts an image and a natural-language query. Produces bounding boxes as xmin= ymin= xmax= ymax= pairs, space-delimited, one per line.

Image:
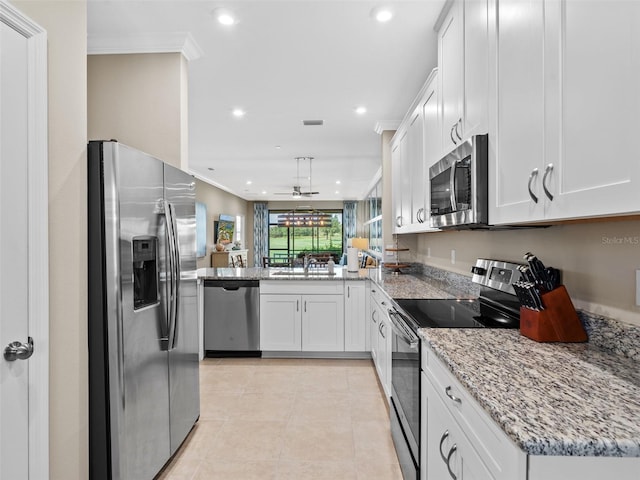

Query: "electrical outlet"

xmin=451 ymin=249 xmax=456 ymax=265
xmin=636 ymin=270 xmax=640 ymax=306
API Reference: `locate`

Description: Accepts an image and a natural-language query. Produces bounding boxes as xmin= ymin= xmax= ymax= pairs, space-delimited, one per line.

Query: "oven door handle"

xmin=387 ymin=310 xmax=419 ymax=350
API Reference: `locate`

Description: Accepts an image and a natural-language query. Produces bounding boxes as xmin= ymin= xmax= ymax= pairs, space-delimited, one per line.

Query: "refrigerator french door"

xmin=88 ymin=141 xmax=199 ymax=480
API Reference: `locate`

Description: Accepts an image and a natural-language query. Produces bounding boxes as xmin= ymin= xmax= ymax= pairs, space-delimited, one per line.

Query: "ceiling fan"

xmin=274 ymin=157 xmax=320 ymax=197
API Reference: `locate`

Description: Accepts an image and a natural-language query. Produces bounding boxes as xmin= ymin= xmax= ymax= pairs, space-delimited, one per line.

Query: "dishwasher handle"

xmin=204 ymin=279 xmax=259 ymax=289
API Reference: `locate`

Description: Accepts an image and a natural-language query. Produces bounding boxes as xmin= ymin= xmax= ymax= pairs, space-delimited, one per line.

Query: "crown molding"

xmin=374 ymin=121 xmax=401 ymax=135
xmin=88 ymin=32 xmax=204 ymax=61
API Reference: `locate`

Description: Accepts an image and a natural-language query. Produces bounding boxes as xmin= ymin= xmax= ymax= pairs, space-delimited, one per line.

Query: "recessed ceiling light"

xmin=355 ymin=106 xmax=367 ymax=115
xmin=246 ymin=180 xmax=252 ymax=185
xmin=232 ymin=108 xmax=245 ymax=118
xmin=336 ymin=180 xmax=341 ymax=185
xmin=261 ymin=190 xmax=267 ymax=195
xmin=212 ymin=8 xmax=236 ymax=26
xmin=335 ymin=190 xmax=340 ymax=194
xmin=275 ymin=145 xmax=281 ymax=149
xmin=371 ymin=6 xmax=394 ymax=23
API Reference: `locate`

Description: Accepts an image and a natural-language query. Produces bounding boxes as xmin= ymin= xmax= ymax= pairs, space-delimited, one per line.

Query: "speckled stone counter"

xmin=197 ymin=266 xmax=370 ymax=281
xmin=418 ymin=328 xmax=640 ymax=457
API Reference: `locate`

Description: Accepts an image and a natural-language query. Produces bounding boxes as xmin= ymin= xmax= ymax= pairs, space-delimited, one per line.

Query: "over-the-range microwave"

xmin=429 ymin=134 xmax=488 ymax=229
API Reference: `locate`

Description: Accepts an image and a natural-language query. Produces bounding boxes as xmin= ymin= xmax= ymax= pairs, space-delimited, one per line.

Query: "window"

xmin=268 ymin=209 xmax=343 ymax=262
xmin=360 ymin=178 xmax=382 ymax=257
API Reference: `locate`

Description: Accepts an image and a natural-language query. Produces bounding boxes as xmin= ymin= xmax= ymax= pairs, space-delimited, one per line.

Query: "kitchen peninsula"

xmin=198 ymin=265 xmax=640 ymax=480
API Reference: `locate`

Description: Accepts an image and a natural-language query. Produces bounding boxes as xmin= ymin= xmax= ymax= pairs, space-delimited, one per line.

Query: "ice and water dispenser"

xmin=132 ymin=237 xmax=159 ymax=310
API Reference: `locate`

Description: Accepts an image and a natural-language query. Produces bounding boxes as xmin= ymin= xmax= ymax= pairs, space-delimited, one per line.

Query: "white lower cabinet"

xmin=344 ymin=281 xmax=367 ymax=351
xmin=301 ymin=294 xmax=344 ymax=351
xmin=260 ymin=280 xmax=368 ymax=353
xmin=422 ymin=371 xmax=495 ymax=480
xmin=421 ymin=341 xmax=640 ymax=479
xmin=260 ymin=293 xmax=302 ymax=351
xmin=421 ymin=343 xmax=526 ymax=480
xmin=369 ymin=283 xmax=392 ymax=402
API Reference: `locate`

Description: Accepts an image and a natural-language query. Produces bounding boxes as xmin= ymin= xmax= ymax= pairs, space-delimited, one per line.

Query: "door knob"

xmin=4 ymin=337 xmax=34 ymax=361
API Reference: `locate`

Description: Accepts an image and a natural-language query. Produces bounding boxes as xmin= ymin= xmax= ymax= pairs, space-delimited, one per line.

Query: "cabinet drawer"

xmin=423 ymin=342 xmax=525 ymax=480
xmin=369 ymin=282 xmax=391 ymax=310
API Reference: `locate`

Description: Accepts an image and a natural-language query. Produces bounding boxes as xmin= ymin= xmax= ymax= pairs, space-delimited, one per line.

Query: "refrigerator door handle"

xmin=164 ymin=201 xmax=180 ymax=350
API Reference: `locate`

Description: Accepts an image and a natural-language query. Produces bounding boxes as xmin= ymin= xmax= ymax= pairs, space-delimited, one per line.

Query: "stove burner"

xmin=393 ymin=298 xmax=520 ymax=330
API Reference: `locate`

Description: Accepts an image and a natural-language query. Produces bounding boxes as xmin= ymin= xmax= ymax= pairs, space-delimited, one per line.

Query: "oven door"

xmin=388 ymin=308 xmax=420 ymax=479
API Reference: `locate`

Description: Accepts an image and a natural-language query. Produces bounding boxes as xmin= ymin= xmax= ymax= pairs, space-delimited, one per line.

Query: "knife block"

xmin=519 ymin=285 xmax=588 ymax=343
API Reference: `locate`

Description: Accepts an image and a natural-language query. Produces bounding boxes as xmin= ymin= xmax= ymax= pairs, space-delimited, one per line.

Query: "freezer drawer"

xmin=204 ymin=280 xmax=260 ymax=355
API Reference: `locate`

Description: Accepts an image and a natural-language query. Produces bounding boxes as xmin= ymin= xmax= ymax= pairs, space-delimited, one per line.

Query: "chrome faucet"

xmin=303 ymin=255 xmax=317 ymax=273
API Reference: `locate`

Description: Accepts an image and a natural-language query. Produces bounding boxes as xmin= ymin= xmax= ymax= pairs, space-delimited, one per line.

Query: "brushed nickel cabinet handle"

xmin=445 ymin=386 xmax=462 ymax=404
xmin=542 ymin=163 xmax=554 ymax=201
xmin=528 ymin=168 xmax=539 ymax=203
xmin=439 ymin=430 xmax=450 ymax=463
xmin=447 ymin=445 xmax=458 ymax=480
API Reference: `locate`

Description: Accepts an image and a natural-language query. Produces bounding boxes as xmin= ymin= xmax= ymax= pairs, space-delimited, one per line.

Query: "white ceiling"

xmin=88 ymin=1 xmax=444 ymax=202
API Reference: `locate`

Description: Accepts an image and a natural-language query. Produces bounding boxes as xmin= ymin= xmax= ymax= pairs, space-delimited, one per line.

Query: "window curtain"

xmin=343 ymin=201 xmax=357 ymax=250
xmin=253 ymin=202 xmax=269 ymax=267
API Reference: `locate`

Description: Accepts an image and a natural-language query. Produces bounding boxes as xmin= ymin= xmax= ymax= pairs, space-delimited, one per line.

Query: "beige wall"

xmin=88 ymin=53 xmax=187 ymax=169
xmin=195 ymin=179 xmax=249 ymax=268
xmin=13 ymin=1 xmax=88 ymax=478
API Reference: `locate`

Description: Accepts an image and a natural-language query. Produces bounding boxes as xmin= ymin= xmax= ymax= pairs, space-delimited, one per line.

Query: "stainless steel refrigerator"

xmin=88 ymin=141 xmax=200 ymax=480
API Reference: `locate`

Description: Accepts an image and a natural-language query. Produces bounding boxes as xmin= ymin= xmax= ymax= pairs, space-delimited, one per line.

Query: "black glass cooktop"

xmin=393 ymin=298 xmax=520 ymax=330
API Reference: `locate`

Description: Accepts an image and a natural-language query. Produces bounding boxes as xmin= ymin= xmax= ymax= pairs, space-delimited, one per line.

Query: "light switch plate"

xmin=636 ymin=270 xmax=640 ymax=306
xmin=451 ymin=249 xmax=456 ymax=265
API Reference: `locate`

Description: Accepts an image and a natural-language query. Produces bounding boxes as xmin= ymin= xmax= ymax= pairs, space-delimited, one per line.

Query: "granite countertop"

xmin=197 ymin=266 xmax=370 ymax=281
xmin=418 ymin=328 xmax=640 ymax=457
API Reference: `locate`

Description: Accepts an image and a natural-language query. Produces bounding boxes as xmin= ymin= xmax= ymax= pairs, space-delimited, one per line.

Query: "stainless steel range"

xmin=387 ymin=258 xmax=524 ymax=480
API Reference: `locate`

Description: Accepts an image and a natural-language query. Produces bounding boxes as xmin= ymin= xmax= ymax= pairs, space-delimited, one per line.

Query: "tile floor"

xmin=156 ymin=357 xmax=402 ymax=480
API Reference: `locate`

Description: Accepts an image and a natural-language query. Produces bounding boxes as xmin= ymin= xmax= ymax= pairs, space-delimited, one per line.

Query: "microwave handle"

xmin=449 ymin=160 xmax=458 ymax=211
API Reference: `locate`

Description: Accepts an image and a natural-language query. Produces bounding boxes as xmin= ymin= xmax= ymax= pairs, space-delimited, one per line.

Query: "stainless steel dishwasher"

xmin=203 ymin=279 xmax=260 ymax=357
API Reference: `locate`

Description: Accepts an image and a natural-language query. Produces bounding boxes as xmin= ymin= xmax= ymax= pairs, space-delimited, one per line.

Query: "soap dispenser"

xmin=327 ymin=258 xmax=335 ymax=275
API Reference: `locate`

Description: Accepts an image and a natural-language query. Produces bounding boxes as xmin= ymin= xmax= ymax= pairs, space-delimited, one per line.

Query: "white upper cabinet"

xmin=391 ymin=70 xmax=440 ymax=234
xmin=438 ymin=0 xmax=464 ymax=155
xmin=490 ymin=0 xmax=640 ymax=224
xmin=490 ymin=0 xmax=546 ymax=223
xmin=438 ymin=0 xmax=489 ymax=157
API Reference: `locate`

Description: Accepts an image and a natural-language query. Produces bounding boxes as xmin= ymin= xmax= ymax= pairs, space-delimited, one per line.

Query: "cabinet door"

xmin=439 ymin=0 xmax=463 ymax=155
xmin=377 ymin=316 xmax=391 ymax=399
xmin=490 ymin=0 xmax=547 ymax=225
xmin=423 ymin=372 xmax=494 ymax=480
xmin=422 ymin=83 xmax=439 ymax=227
xmin=344 ymin=282 xmax=366 ymax=352
xmin=407 ymin=109 xmax=426 ymax=227
xmin=544 ymin=0 xmax=640 ymax=220
xmin=391 ymin=131 xmax=413 ymax=231
xmin=259 ymin=294 xmax=301 ymax=351
xmin=463 ymin=0 xmax=489 ymax=138
xmin=301 ymin=294 xmax=344 ymax=351
xmin=369 ymin=295 xmax=379 ymax=364
xmin=391 ymin=139 xmax=405 ymax=231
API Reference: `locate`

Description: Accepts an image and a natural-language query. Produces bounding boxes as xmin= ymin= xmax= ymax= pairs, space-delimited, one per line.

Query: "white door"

xmin=0 ymin=3 xmax=49 ymax=479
